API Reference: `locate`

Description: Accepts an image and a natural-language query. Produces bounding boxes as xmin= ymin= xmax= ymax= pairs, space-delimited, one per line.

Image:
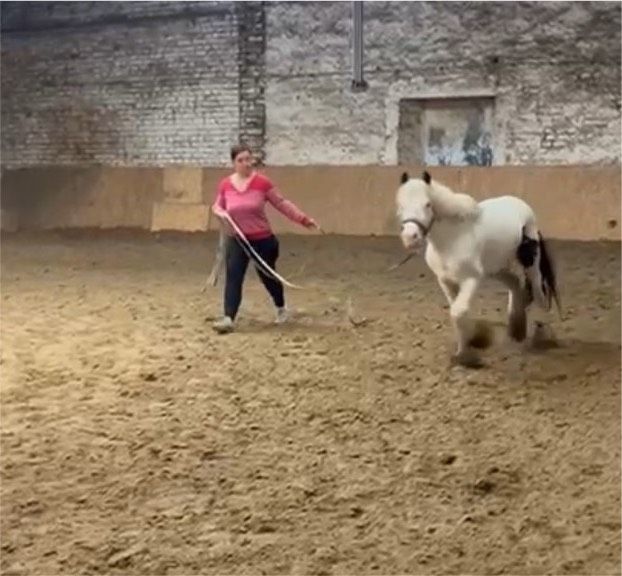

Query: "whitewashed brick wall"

xmin=1 ymin=1 xmax=264 ymax=167
xmin=265 ymin=1 xmax=621 ymax=165
xmin=1 ymin=1 xmax=620 ymax=167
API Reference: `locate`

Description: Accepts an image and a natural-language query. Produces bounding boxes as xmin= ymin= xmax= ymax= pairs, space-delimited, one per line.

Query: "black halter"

xmin=401 ymin=216 xmax=435 ymax=237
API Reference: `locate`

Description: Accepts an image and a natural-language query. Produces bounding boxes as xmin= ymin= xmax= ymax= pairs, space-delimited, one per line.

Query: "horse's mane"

xmin=428 ymin=179 xmax=480 ymax=220
xmin=397 ymin=171 xmax=480 ymax=221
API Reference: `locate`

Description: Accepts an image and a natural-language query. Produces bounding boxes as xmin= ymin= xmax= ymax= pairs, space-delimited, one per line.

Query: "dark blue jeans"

xmin=224 ymin=234 xmax=284 ymax=320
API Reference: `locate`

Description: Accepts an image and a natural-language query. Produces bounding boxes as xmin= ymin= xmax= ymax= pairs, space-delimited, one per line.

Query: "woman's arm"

xmin=265 ymin=184 xmax=317 ymax=229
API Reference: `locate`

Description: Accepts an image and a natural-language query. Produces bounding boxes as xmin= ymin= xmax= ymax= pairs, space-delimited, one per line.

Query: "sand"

xmin=1 ymin=231 xmax=620 ymax=575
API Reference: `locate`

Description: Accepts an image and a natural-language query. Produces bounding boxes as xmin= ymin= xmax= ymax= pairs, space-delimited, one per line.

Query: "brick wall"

xmin=265 ymin=1 xmax=621 ymax=166
xmin=237 ymin=2 xmax=266 ymax=161
xmin=1 ymin=1 xmax=620 ymax=167
xmin=0 ymin=1 xmax=265 ymax=167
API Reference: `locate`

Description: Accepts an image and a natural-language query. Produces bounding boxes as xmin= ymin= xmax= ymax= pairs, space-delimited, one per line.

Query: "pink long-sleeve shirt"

xmin=213 ymin=172 xmax=312 ymax=240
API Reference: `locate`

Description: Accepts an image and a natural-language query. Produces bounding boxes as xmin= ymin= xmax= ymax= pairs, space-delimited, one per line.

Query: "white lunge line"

xmin=221 ymin=211 xmax=306 ymax=290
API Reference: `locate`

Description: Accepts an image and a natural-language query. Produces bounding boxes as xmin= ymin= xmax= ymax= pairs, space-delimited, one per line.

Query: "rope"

xmin=220 ymin=211 xmax=306 ymax=290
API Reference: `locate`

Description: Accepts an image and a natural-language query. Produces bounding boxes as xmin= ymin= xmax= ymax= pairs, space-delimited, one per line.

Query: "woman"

xmin=211 ymin=144 xmax=319 ymax=334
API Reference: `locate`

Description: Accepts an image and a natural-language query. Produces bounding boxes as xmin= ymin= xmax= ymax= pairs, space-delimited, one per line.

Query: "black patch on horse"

xmin=517 ymin=228 xmax=538 ymax=268
xmin=422 ymin=170 xmax=432 ymax=184
xmin=401 ymin=172 xmax=409 ymax=184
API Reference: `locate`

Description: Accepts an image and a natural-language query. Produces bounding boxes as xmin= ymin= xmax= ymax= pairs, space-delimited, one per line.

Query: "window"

xmin=398 ymin=97 xmax=495 ymax=166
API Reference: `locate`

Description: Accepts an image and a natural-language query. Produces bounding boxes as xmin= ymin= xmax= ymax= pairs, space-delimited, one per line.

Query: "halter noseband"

xmin=401 ymin=216 xmax=434 ymax=237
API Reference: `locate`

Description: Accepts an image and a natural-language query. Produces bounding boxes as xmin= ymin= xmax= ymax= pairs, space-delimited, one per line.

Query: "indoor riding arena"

xmin=1 ymin=3 xmax=620 ymax=576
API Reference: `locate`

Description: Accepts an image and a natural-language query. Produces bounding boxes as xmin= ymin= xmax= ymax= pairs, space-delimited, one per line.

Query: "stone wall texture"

xmin=1 ymin=1 xmax=264 ymax=167
xmin=265 ymin=1 xmax=621 ymax=165
xmin=1 ymin=1 xmax=620 ymax=167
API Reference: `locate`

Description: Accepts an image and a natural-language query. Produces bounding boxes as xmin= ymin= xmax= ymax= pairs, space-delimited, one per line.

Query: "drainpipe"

xmin=351 ymin=1 xmax=368 ymax=91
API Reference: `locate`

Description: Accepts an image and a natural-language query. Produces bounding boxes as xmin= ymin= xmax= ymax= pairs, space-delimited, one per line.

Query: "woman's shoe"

xmin=212 ymin=316 xmax=234 ymax=334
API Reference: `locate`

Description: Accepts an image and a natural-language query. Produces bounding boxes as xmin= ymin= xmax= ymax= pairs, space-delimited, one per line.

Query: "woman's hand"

xmin=212 ymin=205 xmax=228 ymax=219
xmin=304 ymin=217 xmax=321 ymax=231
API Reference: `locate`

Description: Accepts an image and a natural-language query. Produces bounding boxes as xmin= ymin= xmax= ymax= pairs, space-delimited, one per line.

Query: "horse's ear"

xmin=422 ymin=170 xmax=432 ymax=184
xmin=400 ymin=172 xmax=409 ymax=184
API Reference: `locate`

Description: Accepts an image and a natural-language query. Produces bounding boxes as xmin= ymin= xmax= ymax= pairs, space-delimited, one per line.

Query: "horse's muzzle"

xmin=400 ymin=234 xmax=424 ymax=254
xmin=400 ymin=220 xmax=426 ymax=250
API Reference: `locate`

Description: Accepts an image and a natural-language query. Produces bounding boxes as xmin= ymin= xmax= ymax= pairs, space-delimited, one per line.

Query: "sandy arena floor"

xmin=1 ymin=231 xmax=620 ymax=576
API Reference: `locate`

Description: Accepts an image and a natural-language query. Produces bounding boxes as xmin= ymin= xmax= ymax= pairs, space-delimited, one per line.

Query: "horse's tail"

xmin=518 ymin=223 xmax=562 ymax=319
xmin=538 ymin=232 xmax=562 ymax=319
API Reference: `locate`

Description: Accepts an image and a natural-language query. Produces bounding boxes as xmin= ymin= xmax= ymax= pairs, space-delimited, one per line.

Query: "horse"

xmin=395 ymin=170 xmax=561 ymax=368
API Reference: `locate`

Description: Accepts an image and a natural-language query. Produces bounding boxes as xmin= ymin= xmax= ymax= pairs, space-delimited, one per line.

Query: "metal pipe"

xmin=352 ymin=1 xmax=367 ymax=91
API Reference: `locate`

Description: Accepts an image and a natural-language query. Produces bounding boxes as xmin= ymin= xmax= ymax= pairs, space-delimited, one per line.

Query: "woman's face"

xmin=233 ymin=150 xmax=253 ymax=177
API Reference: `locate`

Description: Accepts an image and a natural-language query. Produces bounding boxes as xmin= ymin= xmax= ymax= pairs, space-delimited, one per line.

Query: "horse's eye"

xmin=426 ymin=202 xmax=431 ymax=208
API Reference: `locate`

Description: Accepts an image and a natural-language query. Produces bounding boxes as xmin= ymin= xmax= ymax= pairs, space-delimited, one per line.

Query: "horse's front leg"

xmin=438 ymin=277 xmax=459 ymax=306
xmin=450 ymin=277 xmax=483 ymax=368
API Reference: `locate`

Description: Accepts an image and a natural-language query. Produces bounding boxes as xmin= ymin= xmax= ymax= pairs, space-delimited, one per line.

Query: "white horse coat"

xmin=396 ymin=171 xmax=560 ymax=368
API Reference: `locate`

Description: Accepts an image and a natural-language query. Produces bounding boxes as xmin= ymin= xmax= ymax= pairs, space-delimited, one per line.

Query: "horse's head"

xmin=396 ymin=170 xmax=434 ymax=251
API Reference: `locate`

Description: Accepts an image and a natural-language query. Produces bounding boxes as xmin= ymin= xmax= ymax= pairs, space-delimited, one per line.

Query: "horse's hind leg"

xmin=517 ymin=228 xmax=548 ymax=311
xmin=495 ymin=270 xmax=527 ymax=341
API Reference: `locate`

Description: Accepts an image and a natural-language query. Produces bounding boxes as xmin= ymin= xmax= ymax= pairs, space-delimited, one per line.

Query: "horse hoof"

xmin=469 ymin=320 xmax=494 ymax=349
xmin=451 ymin=349 xmax=484 ymax=369
xmin=508 ymin=314 xmax=527 ymax=342
xmin=530 ymin=321 xmax=559 ymax=350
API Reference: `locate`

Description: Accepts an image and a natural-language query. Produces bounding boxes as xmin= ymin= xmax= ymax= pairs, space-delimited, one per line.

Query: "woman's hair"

xmin=230 ymin=144 xmax=252 ymax=162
